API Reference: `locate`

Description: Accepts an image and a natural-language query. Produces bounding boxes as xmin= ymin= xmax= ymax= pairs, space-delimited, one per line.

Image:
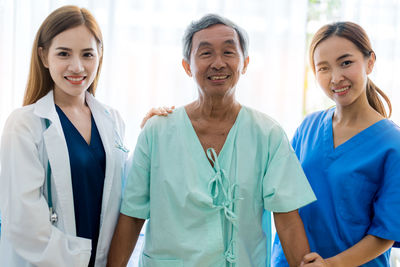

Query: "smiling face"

xmin=40 ymin=25 xmax=100 ymax=100
xmin=182 ymin=24 xmax=249 ymax=98
xmin=313 ymin=35 xmax=375 ymax=108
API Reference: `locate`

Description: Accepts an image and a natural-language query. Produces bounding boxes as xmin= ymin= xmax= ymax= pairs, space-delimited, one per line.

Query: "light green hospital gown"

xmin=121 ymin=106 xmax=316 ymax=267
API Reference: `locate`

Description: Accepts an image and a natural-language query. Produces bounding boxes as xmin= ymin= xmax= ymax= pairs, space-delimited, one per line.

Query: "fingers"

xmin=303 ymin=252 xmax=320 ymax=263
xmin=164 ymin=106 xmax=175 ymax=114
xmin=152 ymin=106 xmax=175 ymax=116
xmin=140 ymin=106 xmax=175 ymax=129
xmin=300 ymin=252 xmax=325 ymax=267
xmin=161 ymin=106 xmax=174 ymax=115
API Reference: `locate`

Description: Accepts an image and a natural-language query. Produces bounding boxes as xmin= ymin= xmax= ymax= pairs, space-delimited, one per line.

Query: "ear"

xmin=366 ymin=51 xmax=375 ymax=75
xmin=182 ymin=59 xmax=192 ymax=77
xmin=241 ymin=56 xmax=250 ymax=74
xmin=38 ymin=47 xmax=49 ymax=68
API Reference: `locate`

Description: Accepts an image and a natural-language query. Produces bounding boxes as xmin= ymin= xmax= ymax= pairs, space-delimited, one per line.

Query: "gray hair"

xmin=182 ymin=14 xmax=249 ymax=62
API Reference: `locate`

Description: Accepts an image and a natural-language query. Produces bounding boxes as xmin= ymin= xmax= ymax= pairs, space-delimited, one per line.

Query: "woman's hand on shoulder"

xmin=140 ymin=106 xmax=175 ymax=128
xmin=300 ymin=252 xmax=333 ymax=267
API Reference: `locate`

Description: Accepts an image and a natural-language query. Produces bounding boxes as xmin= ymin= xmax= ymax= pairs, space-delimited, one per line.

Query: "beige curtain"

xmin=0 ymin=1 xmax=308 ymax=265
xmin=0 ymin=0 xmax=308 ymax=149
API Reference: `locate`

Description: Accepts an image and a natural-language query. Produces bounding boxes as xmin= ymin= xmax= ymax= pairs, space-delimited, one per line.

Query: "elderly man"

xmin=107 ymin=14 xmax=315 ymax=267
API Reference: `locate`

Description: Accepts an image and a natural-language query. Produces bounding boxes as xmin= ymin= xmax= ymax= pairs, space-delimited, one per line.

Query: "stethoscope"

xmin=43 ymin=111 xmax=128 ymax=225
xmin=44 ymin=119 xmax=58 ymax=224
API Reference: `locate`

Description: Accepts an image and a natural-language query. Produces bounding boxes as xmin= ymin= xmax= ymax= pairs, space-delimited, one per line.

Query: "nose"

xmin=330 ymin=68 xmax=344 ymax=85
xmin=211 ymin=54 xmax=226 ymax=70
xmin=68 ymin=56 xmax=84 ymax=73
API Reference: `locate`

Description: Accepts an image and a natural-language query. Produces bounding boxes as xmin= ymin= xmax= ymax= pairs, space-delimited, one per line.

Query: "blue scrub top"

xmin=56 ymin=105 xmax=106 ymax=267
xmin=272 ymin=108 xmax=400 ymax=267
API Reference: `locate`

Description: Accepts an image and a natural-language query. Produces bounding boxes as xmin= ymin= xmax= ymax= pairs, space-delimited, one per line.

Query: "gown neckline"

xmin=181 ymin=106 xmax=244 ymax=172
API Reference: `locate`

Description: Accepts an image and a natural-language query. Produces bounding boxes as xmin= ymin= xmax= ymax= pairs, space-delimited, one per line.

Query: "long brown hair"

xmin=23 ymin=5 xmax=103 ymax=106
xmin=309 ymin=22 xmax=392 ymax=117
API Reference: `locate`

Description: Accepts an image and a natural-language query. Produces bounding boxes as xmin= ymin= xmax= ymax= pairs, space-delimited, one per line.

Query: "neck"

xmin=188 ymin=91 xmax=240 ymax=120
xmin=53 ymin=89 xmax=87 ymax=109
xmin=333 ymin=93 xmax=381 ymax=125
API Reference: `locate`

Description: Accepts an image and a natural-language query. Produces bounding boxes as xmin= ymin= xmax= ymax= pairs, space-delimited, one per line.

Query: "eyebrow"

xmin=55 ymin=47 xmax=95 ymax=52
xmin=196 ymin=39 xmax=237 ymax=49
xmin=224 ymin=39 xmax=236 ymax=45
xmin=315 ymin=61 xmax=327 ymax=67
xmin=315 ymin=53 xmax=353 ymax=66
xmin=336 ymin=53 xmax=352 ymax=61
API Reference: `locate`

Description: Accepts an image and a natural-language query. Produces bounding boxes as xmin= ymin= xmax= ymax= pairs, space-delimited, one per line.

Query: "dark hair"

xmin=23 ymin=5 xmax=103 ymax=106
xmin=182 ymin=14 xmax=249 ymax=62
xmin=309 ymin=21 xmax=391 ymax=117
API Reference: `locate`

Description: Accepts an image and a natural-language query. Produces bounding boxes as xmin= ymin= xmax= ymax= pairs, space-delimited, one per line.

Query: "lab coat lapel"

xmin=34 ymin=90 xmax=76 ymax=235
xmin=85 ymin=92 xmax=115 ymax=225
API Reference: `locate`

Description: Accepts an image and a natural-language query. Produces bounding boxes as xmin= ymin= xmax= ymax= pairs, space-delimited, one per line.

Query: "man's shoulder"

xmin=241 ymin=106 xmax=286 ymax=138
xmin=142 ymin=106 xmax=184 ymax=134
xmin=242 ymin=106 xmax=281 ymax=128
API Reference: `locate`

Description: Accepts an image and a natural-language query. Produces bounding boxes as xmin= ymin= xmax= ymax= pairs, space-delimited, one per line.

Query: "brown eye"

xmin=83 ymin=52 xmax=94 ymax=57
xmin=341 ymin=60 xmax=352 ymax=67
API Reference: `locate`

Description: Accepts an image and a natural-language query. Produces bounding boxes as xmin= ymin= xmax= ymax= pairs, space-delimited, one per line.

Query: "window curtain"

xmin=0 ymin=0 xmax=308 ymax=265
xmin=0 ymin=0 xmax=308 ymax=147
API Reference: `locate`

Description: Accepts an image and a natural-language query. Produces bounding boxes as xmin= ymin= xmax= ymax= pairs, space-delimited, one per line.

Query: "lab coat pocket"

xmin=141 ymin=253 xmax=183 ymax=267
xmin=339 ymin=173 xmax=378 ymax=225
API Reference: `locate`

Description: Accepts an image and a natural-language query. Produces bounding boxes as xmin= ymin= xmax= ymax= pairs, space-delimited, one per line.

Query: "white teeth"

xmin=210 ymin=75 xmax=228 ymax=80
xmin=66 ymin=77 xmax=84 ymax=81
xmin=333 ymin=86 xmax=350 ymax=93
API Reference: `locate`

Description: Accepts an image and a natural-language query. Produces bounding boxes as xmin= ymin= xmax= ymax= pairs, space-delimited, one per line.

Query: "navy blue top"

xmin=56 ymin=105 xmax=106 ymax=267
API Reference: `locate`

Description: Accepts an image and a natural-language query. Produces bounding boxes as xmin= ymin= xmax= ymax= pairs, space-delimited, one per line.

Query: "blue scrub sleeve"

xmin=120 ymin=129 xmax=151 ymax=219
xmin=368 ymin=153 xmax=400 ymax=247
xmin=262 ymin=125 xmax=316 ymax=212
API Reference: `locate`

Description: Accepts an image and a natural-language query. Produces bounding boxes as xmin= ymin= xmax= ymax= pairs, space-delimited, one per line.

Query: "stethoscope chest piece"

xmin=49 ymin=207 xmax=58 ymax=224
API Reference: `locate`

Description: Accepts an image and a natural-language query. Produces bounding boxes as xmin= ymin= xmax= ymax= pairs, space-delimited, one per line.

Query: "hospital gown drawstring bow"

xmin=207 ymin=148 xmax=242 ymax=264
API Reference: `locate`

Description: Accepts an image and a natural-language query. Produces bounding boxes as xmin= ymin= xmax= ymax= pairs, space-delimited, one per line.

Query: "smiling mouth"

xmin=65 ymin=76 xmax=86 ymax=84
xmin=332 ymin=86 xmax=350 ymax=93
xmin=208 ymin=75 xmax=230 ymax=81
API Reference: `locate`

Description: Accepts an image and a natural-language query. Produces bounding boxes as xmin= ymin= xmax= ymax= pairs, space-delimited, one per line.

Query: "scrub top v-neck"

xmin=56 ymin=105 xmax=106 ymax=267
xmin=272 ymin=107 xmax=400 ymax=267
xmin=122 ymin=106 xmax=315 ymax=267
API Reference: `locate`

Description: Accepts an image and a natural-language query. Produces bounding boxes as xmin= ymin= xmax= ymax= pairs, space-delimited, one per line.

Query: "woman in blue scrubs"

xmin=272 ymin=22 xmax=400 ymax=266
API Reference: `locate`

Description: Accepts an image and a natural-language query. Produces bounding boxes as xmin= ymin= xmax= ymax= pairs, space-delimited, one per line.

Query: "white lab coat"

xmin=0 ymin=90 xmax=128 ymax=267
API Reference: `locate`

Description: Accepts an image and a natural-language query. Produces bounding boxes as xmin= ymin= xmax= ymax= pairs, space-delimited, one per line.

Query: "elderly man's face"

xmin=182 ymin=24 xmax=249 ymax=97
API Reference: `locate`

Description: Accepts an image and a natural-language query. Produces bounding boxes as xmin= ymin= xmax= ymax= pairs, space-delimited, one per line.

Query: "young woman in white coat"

xmin=0 ymin=6 xmax=129 ymax=267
